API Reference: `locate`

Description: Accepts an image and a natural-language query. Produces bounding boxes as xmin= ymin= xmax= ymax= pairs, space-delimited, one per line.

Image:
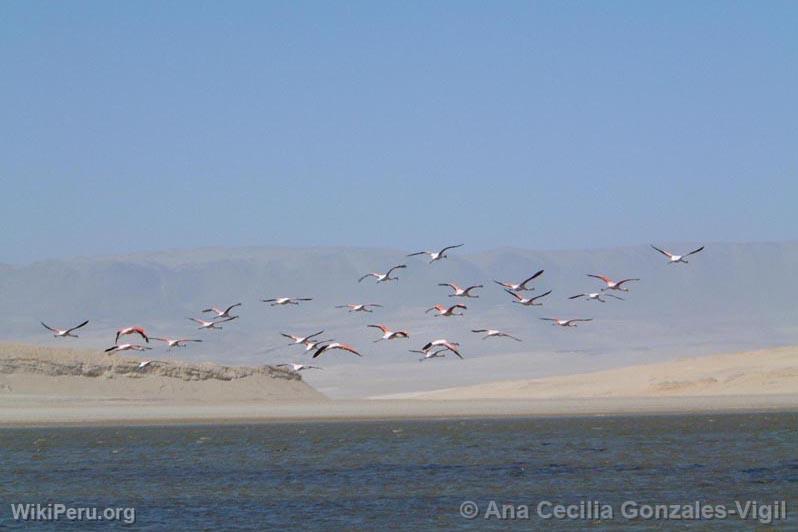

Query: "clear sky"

xmin=1 ymin=1 xmax=796 ymax=263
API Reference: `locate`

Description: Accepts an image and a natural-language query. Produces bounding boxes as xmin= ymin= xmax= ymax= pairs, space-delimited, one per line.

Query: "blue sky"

xmin=1 ymin=1 xmax=796 ymax=263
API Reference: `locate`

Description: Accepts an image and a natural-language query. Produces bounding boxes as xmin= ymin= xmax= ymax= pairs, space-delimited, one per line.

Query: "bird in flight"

xmin=506 ymin=289 xmax=552 ymax=306
xmin=115 ymin=326 xmax=149 ymax=344
xmin=419 ymin=339 xmax=463 ymax=358
xmin=425 ymin=304 xmax=467 ymax=317
xmin=411 ymin=348 xmax=450 ymax=362
xmin=312 ymin=342 xmax=362 ymax=359
xmin=438 ymin=282 xmax=483 ymax=298
xmin=202 ymin=303 xmax=242 ymax=319
xmin=40 ymin=320 xmax=89 ymax=338
xmin=368 ymin=324 xmax=410 ymax=342
xmin=277 ymin=363 xmax=323 ymax=372
xmin=471 ymin=329 xmax=522 ymax=341
xmin=301 ymin=337 xmax=334 ymax=352
xmin=262 ymin=297 xmax=312 ymax=306
xmin=651 ymin=244 xmax=705 ymax=264
xmin=407 ymin=244 xmax=464 ymax=263
xmin=150 ymin=337 xmax=203 ymax=349
xmin=540 ymin=318 xmax=593 ymax=327
xmin=137 ymin=360 xmax=153 ymax=369
xmin=587 ymin=274 xmax=639 ymax=292
xmin=358 ymin=265 xmax=407 ymax=283
xmin=335 ymin=303 xmax=383 ymax=313
xmin=105 ymin=343 xmax=152 ymax=354
xmin=281 ymin=330 xmax=325 ymax=345
xmin=493 ymin=270 xmax=544 ymax=292
xmin=569 ymin=292 xmax=624 ymax=303
xmin=188 ymin=317 xmax=237 ymax=330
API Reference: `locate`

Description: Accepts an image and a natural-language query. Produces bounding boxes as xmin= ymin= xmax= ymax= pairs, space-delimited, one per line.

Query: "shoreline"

xmin=2 ymin=394 xmax=796 ymax=428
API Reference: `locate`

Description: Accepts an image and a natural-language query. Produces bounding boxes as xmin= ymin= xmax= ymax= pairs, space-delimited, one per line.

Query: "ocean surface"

xmin=1 ymin=413 xmax=796 ymax=530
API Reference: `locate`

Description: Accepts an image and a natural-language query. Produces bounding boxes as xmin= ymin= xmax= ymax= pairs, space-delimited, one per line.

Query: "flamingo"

xmin=587 ymin=274 xmax=639 ymax=292
xmin=312 ymin=342 xmax=362 ymax=359
xmin=150 ymin=337 xmax=203 ymax=349
xmin=569 ymin=292 xmax=624 ymax=303
xmin=420 ymin=339 xmax=463 ymax=358
xmin=425 ymin=303 xmax=467 ymax=317
xmin=115 ymin=326 xmax=149 ymax=344
xmin=506 ymin=289 xmax=552 ymax=306
xmin=358 ymin=265 xmax=407 ymax=283
xmin=407 ymin=244 xmax=464 ymax=263
xmin=411 ymin=348 xmax=449 ymax=362
xmin=281 ymin=330 xmax=325 ymax=345
xmin=277 ymin=363 xmax=323 ymax=372
xmin=105 ymin=343 xmax=152 ymax=354
xmin=367 ymin=324 xmax=410 ymax=342
xmin=188 ymin=316 xmax=236 ymax=330
xmin=651 ymin=244 xmax=705 ymax=264
xmin=202 ymin=303 xmax=242 ymax=319
xmin=40 ymin=320 xmax=89 ymax=338
xmin=438 ymin=282 xmax=483 ymax=298
xmin=302 ymin=337 xmax=334 ymax=352
xmin=335 ymin=303 xmax=383 ymax=313
xmin=540 ymin=318 xmax=593 ymax=327
xmin=137 ymin=360 xmax=153 ymax=369
xmin=471 ymin=329 xmax=522 ymax=341
xmin=262 ymin=297 xmax=312 ymax=306
xmin=493 ymin=270 xmax=544 ymax=292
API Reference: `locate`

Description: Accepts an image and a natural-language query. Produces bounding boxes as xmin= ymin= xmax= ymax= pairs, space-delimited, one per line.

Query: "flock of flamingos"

xmin=40 ymin=243 xmax=705 ymax=372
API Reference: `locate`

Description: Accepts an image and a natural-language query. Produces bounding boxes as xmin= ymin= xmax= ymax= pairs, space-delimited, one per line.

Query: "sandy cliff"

xmin=0 ymin=343 xmax=326 ymax=402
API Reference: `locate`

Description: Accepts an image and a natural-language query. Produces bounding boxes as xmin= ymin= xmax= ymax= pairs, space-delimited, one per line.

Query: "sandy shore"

xmin=2 ymin=395 xmax=797 ymax=427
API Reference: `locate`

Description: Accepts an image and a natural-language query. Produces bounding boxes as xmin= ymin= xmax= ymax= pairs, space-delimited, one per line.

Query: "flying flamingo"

xmin=202 ymin=303 xmax=242 ymax=319
xmin=569 ymin=292 xmax=624 ymax=303
xmin=115 ymin=327 xmax=149 ymax=344
xmin=425 ymin=304 xmax=467 ymax=317
xmin=471 ymin=329 xmax=522 ymax=341
xmin=277 ymin=363 xmax=323 ymax=372
xmin=301 ymin=337 xmax=334 ymax=352
xmin=150 ymin=337 xmax=203 ymax=349
xmin=312 ymin=342 xmax=362 ymax=359
xmin=281 ymin=330 xmax=325 ymax=345
xmin=438 ymin=282 xmax=483 ymax=298
xmin=137 ymin=360 xmax=153 ymax=369
xmin=261 ymin=297 xmax=312 ymax=306
xmin=540 ymin=318 xmax=593 ymax=327
xmin=493 ymin=270 xmax=544 ymax=292
xmin=651 ymin=244 xmax=705 ymax=264
xmin=188 ymin=316 xmax=237 ymax=330
xmin=40 ymin=320 xmax=89 ymax=338
xmin=506 ymin=289 xmax=552 ymax=306
xmin=420 ymin=339 xmax=463 ymax=358
xmin=105 ymin=343 xmax=152 ymax=354
xmin=358 ymin=265 xmax=407 ymax=283
xmin=335 ymin=303 xmax=383 ymax=313
xmin=410 ymin=348 xmax=449 ymax=362
xmin=407 ymin=244 xmax=464 ymax=263
xmin=587 ymin=274 xmax=639 ymax=292
xmin=367 ymin=324 xmax=410 ymax=342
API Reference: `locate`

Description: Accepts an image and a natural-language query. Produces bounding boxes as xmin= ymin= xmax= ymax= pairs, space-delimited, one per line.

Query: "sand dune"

xmin=0 ymin=343 xmax=326 ymax=403
xmin=384 ymin=346 xmax=798 ymax=400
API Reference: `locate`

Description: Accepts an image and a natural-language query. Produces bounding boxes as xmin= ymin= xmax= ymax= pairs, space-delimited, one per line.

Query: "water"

xmin=1 ymin=413 xmax=796 ymax=530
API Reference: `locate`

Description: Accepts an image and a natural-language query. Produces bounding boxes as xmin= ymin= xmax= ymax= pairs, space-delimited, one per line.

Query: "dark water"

xmin=1 ymin=413 xmax=796 ymax=530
